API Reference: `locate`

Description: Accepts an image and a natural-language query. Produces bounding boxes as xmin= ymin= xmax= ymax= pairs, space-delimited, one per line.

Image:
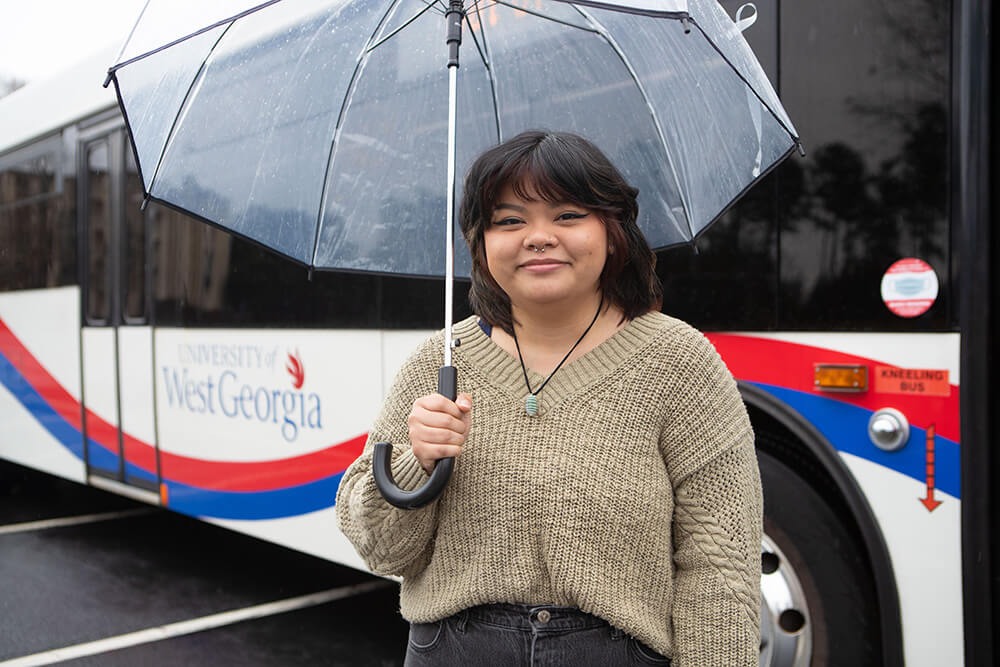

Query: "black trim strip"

xmin=957 ymin=0 xmax=995 ymax=663
xmin=739 ymin=382 xmax=905 ymax=667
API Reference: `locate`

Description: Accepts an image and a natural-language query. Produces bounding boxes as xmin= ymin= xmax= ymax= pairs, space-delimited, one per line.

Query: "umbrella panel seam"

xmin=491 ymin=1 xmax=602 ymax=33
xmin=465 ymin=5 xmax=502 ymax=144
xmin=687 ymin=19 xmax=799 ymax=143
xmin=107 ymin=0 xmax=284 ymax=77
xmin=572 ymin=5 xmax=695 ymax=239
xmin=368 ymin=1 xmax=444 ymax=53
xmin=145 ymin=21 xmax=235 ymax=202
xmin=311 ymin=0 xmax=410 ymax=268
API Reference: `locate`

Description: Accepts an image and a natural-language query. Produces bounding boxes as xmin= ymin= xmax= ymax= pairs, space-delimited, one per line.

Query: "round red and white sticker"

xmin=881 ymin=258 xmax=938 ymax=318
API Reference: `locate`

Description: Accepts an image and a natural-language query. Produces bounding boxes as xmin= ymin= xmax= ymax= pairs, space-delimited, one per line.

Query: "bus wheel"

xmin=757 ymin=451 xmax=882 ymax=667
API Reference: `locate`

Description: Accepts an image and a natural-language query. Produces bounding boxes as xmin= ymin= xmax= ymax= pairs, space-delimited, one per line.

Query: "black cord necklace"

xmin=512 ymin=296 xmax=603 ymax=417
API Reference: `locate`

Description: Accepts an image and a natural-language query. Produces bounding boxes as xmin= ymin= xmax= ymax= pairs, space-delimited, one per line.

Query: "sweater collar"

xmin=453 ymin=311 xmax=666 ymax=412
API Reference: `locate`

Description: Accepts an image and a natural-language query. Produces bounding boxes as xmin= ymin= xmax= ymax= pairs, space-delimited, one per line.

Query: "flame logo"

xmin=286 ymin=349 xmax=305 ymax=389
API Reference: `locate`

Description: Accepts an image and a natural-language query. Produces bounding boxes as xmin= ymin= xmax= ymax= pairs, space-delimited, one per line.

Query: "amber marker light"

xmin=814 ymin=364 xmax=868 ymax=392
xmin=159 ymin=483 xmax=169 ymax=506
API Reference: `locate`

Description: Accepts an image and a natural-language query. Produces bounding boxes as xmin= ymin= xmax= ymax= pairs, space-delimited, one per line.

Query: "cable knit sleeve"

xmin=335 ymin=334 xmax=444 ymax=578
xmin=659 ymin=330 xmax=762 ymax=667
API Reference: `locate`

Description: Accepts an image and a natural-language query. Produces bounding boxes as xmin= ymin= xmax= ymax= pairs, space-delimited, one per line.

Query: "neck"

xmin=510 ymin=292 xmax=610 ymax=352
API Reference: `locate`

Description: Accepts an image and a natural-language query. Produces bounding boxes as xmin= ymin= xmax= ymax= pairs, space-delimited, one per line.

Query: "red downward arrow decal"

xmin=919 ymin=424 xmax=943 ymax=512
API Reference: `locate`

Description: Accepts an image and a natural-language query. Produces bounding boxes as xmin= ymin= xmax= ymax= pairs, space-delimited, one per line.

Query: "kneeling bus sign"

xmin=880 ymin=257 xmax=939 ymax=318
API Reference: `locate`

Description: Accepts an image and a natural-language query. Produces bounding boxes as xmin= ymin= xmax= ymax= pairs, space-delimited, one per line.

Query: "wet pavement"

xmin=0 ymin=460 xmax=409 ymax=666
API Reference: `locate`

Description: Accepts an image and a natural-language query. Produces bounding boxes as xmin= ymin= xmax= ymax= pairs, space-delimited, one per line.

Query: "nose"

xmin=523 ymin=225 xmax=556 ymax=252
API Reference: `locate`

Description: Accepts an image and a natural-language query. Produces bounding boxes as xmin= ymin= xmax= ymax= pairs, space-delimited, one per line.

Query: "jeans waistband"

xmin=457 ymin=603 xmax=622 ymax=636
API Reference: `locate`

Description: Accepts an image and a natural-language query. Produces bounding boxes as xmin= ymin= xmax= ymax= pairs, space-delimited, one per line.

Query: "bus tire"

xmin=757 ymin=450 xmax=882 ymax=667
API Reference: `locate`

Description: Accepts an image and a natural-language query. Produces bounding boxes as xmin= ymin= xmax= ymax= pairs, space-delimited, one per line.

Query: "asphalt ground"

xmin=0 ymin=460 xmax=409 ymax=666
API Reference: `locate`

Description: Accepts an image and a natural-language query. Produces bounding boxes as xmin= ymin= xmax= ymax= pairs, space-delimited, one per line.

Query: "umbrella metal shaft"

xmin=443 ymin=0 xmax=463 ymax=368
xmin=444 ymin=63 xmax=457 ymax=367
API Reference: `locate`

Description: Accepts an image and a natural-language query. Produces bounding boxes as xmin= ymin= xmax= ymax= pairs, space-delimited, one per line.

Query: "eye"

xmin=556 ymin=211 xmax=588 ymax=222
xmin=491 ymin=217 xmax=523 ymax=227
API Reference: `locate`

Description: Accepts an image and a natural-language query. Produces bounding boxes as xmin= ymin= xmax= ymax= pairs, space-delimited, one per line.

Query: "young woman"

xmin=336 ymin=131 xmax=762 ymax=667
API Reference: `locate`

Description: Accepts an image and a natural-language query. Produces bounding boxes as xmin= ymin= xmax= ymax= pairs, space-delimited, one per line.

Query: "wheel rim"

xmin=759 ymin=534 xmax=812 ymax=667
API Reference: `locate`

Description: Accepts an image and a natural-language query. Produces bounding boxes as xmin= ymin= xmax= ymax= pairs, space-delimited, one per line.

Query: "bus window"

xmin=776 ymin=0 xmax=952 ymax=331
xmin=0 ymin=147 xmax=76 ymax=292
xmin=656 ymin=0 xmax=780 ymax=331
xmin=123 ymin=145 xmax=147 ymax=323
xmin=85 ymin=141 xmax=112 ymax=324
xmin=147 ymin=201 xmax=472 ymax=330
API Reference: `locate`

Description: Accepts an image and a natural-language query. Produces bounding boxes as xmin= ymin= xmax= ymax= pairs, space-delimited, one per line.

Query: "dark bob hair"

xmin=459 ymin=130 xmax=662 ymax=335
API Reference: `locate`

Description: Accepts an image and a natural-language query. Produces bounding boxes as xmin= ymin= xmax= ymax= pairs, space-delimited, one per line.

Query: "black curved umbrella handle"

xmin=372 ymin=366 xmax=457 ymax=509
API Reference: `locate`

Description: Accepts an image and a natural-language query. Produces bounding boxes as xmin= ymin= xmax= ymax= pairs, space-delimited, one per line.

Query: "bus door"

xmin=79 ymin=123 xmax=160 ymax=497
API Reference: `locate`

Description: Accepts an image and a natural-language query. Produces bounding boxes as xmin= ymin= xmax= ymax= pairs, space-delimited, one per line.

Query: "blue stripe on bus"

xmin=1 ymin=349 xmax=342 ymax=520
xmin=164 ymin=473 xmax=344 ymax=520
xmin=0 ymin=351 xmax=85 ymax=459
xmin=752 ymin=382 xmax=960 ymax=498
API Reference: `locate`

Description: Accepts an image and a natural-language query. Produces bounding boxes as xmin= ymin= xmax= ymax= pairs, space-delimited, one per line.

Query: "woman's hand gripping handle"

xmin=372 ymin=366 xmax=470 ymax=509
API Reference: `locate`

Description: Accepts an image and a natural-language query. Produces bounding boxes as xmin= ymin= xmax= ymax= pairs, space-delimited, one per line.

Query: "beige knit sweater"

xmin=336 ymin=311 xmax=762 ymax=665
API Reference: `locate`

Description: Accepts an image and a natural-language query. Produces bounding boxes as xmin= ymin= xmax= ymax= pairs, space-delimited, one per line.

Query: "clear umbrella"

xmin=106 ymin=0 xmax=799 ymax=507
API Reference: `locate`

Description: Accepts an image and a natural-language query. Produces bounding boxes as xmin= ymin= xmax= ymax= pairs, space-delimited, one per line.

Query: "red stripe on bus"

xmin=706 ymin=334 xmax=960 ymax=443
xmin=0 ymin=317 xmax=367 ymax=491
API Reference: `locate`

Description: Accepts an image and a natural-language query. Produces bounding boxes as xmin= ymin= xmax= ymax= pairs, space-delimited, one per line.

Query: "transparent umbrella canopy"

xmin=106 ymin=0 xmax=799 ymax=507
xmin=107 ymin=0 xmax=797 ymax=277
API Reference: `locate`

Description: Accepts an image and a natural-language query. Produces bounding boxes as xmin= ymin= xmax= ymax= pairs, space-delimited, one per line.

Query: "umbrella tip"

xmin=307 ymin=267 xmax=315 ymax=282
xmin=103 ymin=69 xmax=114 ymax=89
xmin=796 ymin=141 xmax=806 ymax=158
xmin=681 ymin=17 xmax=691 ymax=34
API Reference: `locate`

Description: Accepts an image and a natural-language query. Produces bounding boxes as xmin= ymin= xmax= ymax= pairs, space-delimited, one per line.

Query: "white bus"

xmin=1 ymin=1 xmax=993 ymax=665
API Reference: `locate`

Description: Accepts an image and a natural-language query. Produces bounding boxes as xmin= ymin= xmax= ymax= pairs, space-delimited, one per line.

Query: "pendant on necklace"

xmin=525 ymin=394 xmax=538 ymax=416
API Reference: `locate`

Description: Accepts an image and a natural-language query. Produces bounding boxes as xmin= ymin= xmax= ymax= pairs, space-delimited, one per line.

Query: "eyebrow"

xmin=493 ymin=202 xmax=525 ymax=213
xmin=493 ymin=200 xmax=576 ymax=213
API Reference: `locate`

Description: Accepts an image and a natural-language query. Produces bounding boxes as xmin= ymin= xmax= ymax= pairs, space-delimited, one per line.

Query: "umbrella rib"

xmin=465 ymin=7 xmax=502 ymax=143
xmin=367 ymin=1 xmax=443 ymax=52
xmin=572 ymin=6 xmax=696 ymax=239
xmin=492 ymin=1 xmax=601 ymax=33
xmin=107 ymin=0 xmax=284 ymax=75
xmin=144 ymin=21 xmax=237 ymax=200
xmin=686 ymin=20 xmax=800 ymax=146
xmin=311 ymin=0 xmax=408 ymax=268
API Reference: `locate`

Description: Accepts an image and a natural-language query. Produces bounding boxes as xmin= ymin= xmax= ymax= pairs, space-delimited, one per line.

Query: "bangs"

xmin=479 ymin=135 xmax=612 ymax=216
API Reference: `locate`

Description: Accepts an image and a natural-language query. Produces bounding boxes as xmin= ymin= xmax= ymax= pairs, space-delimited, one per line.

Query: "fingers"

xmin=409 ymin=393 xmax=473 ymax=474
xmin=408 ymin=407 xmax=467 ymax=439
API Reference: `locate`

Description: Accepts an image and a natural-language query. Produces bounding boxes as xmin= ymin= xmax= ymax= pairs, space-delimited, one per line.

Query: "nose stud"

xmin=528 ymin=237 xmax=554 ymax=253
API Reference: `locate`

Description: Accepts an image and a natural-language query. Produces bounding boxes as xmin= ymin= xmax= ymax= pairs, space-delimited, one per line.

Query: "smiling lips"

xmin=520 ymin=259 xmax=567 ymax=272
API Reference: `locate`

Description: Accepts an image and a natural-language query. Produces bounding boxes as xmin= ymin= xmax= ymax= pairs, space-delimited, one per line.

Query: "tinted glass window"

xmin=86 ymin=141 xmax=112 ymax=323
xmin=123 ymin=146 xmax=147 ymax=322
xmin=149 ymin=202 xmax=471 ymax=328
xmin=776 ymin=0 xmax=952 ymax=330
xmin=656 ymin=0 xmax=780 ymax=330
xmin=0 ymin=150 xmax=77 ymax=292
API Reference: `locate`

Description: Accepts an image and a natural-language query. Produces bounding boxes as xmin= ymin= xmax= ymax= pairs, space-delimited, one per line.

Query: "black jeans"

xmin=403 ymin=603 xmax=671 ymax=667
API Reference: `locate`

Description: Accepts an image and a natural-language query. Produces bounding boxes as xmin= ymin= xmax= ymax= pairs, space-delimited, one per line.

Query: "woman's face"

xmin=483 ymin=181 xmax=608 ymax=310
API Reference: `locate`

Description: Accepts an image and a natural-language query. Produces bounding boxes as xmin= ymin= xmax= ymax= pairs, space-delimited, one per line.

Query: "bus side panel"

xmin=203 ymin=329 xmax=431 ymax=567
xmin=711 ymin=332 xmax=962 ymax=667
xmin=0 ymin=286 xmax=85 ymax=482
xmin=81 ymin=327 xmax=122 ymax=477
xmin=151 ymin=327 xmax=391 ymax=566
xmin=839 ymin=453 xmax=963 ymax=667
xmin=118 ymin=327 xmax=158 ymax=486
